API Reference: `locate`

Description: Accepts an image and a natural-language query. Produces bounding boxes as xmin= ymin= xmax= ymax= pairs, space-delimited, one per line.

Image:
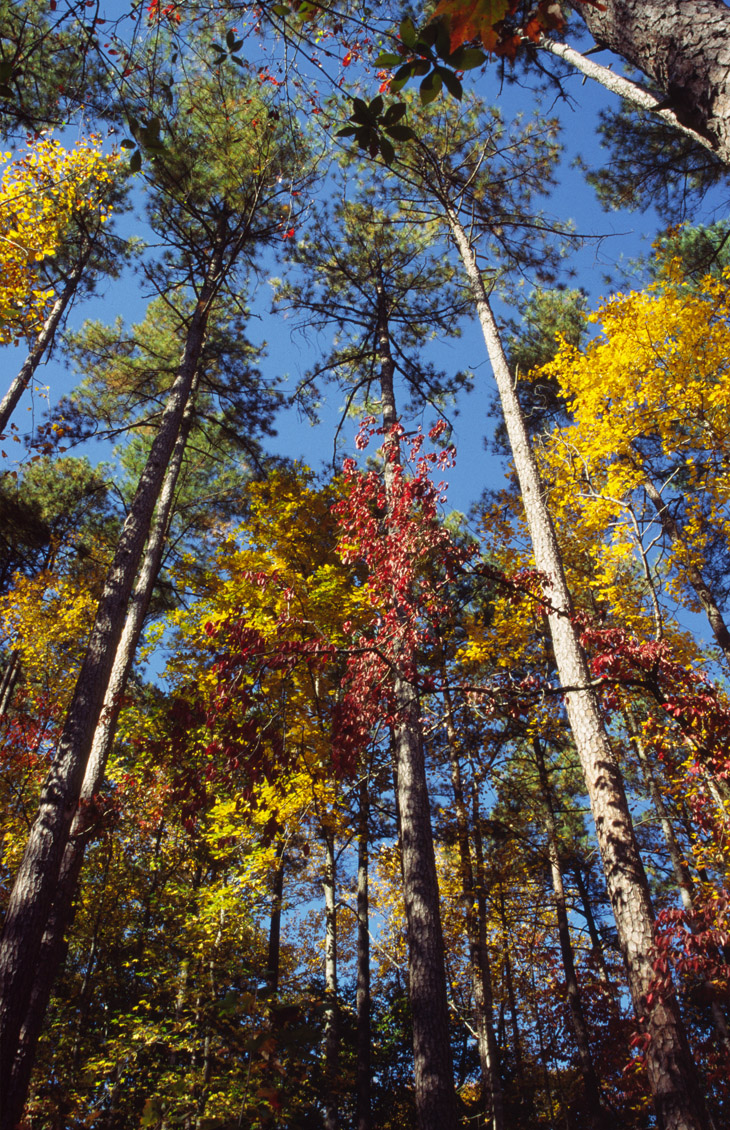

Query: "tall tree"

xmin=0 ymin=55 xmax=307 ymax=1126
xmin=372 ymin=97 xmax=713 ymax=1130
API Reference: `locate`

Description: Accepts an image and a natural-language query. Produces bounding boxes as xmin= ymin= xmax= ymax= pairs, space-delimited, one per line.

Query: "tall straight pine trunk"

xmin=375 ymin=284 xmax=458 ymax=1130
xmin=448 ymin=208 xmax=709 ymax=1130
xmin=4 ymin=386 xmax=198 ymax=1125
xmin=0 ymin=234 xmax=226 ymax=1129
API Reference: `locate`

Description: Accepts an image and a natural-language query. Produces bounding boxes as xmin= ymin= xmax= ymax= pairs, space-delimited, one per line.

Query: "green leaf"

xmin=129 ymin=149 xmax=142 ymax=173
xmin=351 ymin=96 xmax=369 ymax=122
xmin=379 ymin=136 xmax=395 ymax=165
xmin=389 ymin=62 xmax=415 ymax=93
xmin=120 ymin=138 xmax=135 ymax=149
xmin=375 ymin=52 xmax=402 ymax=66
xmin=385 ymin=123 xmax=417 ymax=141
xmin=335 ymin=126 xmax=358 ymax=138
xmin=450 ymin=46 xmax=487 ymax=70
xmin=270 ymin=3 xmax=291 ymax=12
xmin=434 ymin=20 xmax=452 ymax=59
xmin=399 ymin=17 xmax=417 ymax=48
xmin=438 ymin=66 xmax=462 ymax=100
xmin=382 ymin=102 xmax=407 ymax=125
xmin=226 ymin=29 xmax=236 ymax=48
xmin=369 ymin=95 xmax=384 ymax=118
xmin=420 ymin=70 xmax=442 ymax=105
xmin=417 ymin=23 xmax=438 ymax=50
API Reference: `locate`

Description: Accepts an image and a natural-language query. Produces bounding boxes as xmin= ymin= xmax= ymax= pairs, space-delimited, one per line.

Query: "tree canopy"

xmin=0 ymin=3 xmax=730 ymax=1130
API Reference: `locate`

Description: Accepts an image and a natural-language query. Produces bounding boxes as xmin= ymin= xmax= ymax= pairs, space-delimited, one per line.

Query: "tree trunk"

xmin=443 ymin=688 xmax=504 ymax=1130
xmin=3 ymin=390 xmax=197 ymax=1124
xmin=0 ymin=649 xmax=21 ymax=714
xmin=356 ymin=777 xmax=372 ymax=1130
xmin=448 ymin=208 xmax=709 ymax=1130
xmin=0 ymin=250 xmax=89 ymax=437
xmin=571 ymin=862 xmax=612 ymax=985
xmin=533 ymin=737 xmax=607 ymax=1128
xmin=626 ymin=710 xmax=730 ymax=1057
xmin=570 ymin=0 xmax=730 ymax=166
xmin=376 ymin=284 xmax=459 ymax=1130
xmin=538 ymin=36 xmax=715 ymax=154
xmin=322 ymin=832 xmax=339 ymax=1130
xmin=641 ymin=476 xmax=730 ymax=665
xmin=0 ymin=233 xmax=226 ymax=1129
xmin=266 ymin=846 xmax=285 ymax=995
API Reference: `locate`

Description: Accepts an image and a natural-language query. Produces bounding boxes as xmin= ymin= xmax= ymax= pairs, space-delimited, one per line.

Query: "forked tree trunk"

xmin=376 ymin=285 xmax=458 ymax=1130
xmin=4 ymin=390 xmax=198 ymax=1123
xmin=0 ymin=234 xmax=226 ymax=1129
xmin=533 ymin=737 xmax=607 ymax=1128
xmin=569 ymin=0 xmax=730 ymax=166
xmin=356 ymin=777 xmax=372 ymax=1130
xmin=448 ymin=208 xmax=709 ymax=1130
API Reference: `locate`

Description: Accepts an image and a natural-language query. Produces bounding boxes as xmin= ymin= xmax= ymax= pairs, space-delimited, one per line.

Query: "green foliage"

xmin=584 ymin=101 xmax=730 ymax=221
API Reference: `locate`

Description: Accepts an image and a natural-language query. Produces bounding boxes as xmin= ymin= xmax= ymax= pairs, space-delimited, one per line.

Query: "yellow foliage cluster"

xmin=0 ymin=136 xmax=119 ymax=343
xmin=0 ymin=569 xmax=98 ymax=715
xmin=536 ymin=263 xmax=730 ymax=637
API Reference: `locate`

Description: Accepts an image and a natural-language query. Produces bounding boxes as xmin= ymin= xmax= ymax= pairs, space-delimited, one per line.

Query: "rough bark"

xmin=356 ymin=778 xmax=372 ymax=1130
xmin=448 ymin=208 xmax=709 ymax=1130
xmin=3 ymin=394 xmax=196 ymax=1125
xmin=533 ymin=737 xmax=607 ymax=1129
xmin=570 ymin=0 xmax=730 ymax=166
xmin=0 ymin=233 xmax=225 ymax=1128
xmin=538 ymin=35 xmax=715 ymax=154
xmin=0 ymin=250 xmax=89 ymax=437
xmin=376 ymin=284 xmax=459 ymax=1130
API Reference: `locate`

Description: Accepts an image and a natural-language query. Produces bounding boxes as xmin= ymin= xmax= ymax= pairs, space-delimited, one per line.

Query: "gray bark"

xmin=448 ymin=208 xmax=709 ymax=1130
xmin=570 ymin=0 xmax=730 ymax=166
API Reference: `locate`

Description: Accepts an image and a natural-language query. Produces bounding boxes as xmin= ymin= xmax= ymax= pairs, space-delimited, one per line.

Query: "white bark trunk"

xmin=448 ymin=208 xmax=709 ymax=1130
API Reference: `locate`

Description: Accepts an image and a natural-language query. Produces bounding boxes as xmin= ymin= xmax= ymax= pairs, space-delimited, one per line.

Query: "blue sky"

xmin=4 ymin=9 xmax=728 ymax=525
